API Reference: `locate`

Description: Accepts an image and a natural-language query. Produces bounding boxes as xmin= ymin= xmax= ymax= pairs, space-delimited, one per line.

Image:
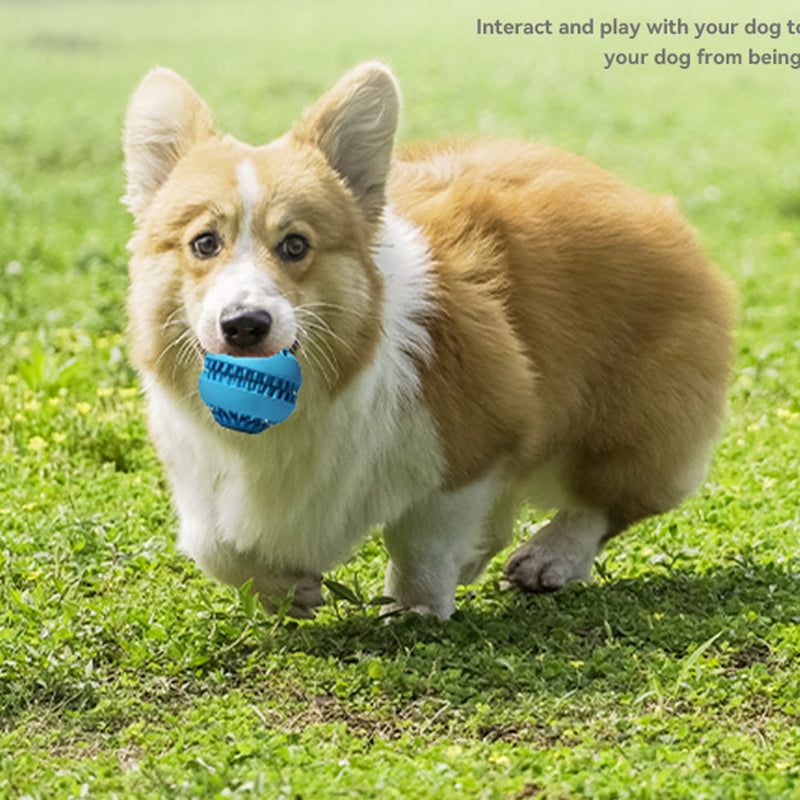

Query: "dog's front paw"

xmin=379 ymin=598 xmax=451 ymax=620
xmin=286 ymin=573 xmax=325 ymax=619
xmin=381 ymin=561 xmax=456 ymax=620
xmin=255 ymin=570 xmax=324 ymax=619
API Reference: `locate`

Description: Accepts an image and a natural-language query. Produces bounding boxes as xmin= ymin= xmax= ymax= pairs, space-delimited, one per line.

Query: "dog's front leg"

xmin=251 ymin=568 xmax=325 ymax=619
xmin=382 ymin=474 xmax=504 ymax=619
xmin=182 ymin=531 xmax=323 ymax=618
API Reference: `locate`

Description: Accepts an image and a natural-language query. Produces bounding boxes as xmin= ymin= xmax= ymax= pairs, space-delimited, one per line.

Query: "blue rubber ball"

xmin=198 ymin=350 xmax=303 ymax=434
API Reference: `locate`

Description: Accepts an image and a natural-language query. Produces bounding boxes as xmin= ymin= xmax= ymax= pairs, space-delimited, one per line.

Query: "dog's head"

xmin=123 ymin=63 xmax=400 ymax=394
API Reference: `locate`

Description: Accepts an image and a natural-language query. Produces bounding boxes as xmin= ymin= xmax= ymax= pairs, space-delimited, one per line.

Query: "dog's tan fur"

xmin=391 ymin=140 xmax=733 ymax=530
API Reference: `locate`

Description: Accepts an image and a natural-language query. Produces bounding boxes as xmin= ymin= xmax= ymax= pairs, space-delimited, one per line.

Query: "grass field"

xmin=2 ymin=0 xmax=800 ymax=797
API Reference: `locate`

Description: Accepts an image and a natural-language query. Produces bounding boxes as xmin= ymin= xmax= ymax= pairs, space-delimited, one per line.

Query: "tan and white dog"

xmin=123 ymin=63 xmax=733 ymax=619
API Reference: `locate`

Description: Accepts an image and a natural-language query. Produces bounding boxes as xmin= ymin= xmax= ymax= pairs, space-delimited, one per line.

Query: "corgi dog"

xmin=123 ymin=63 xmax=733 ymax=619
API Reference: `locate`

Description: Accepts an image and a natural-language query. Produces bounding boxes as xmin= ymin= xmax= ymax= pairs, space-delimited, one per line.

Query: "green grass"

xmin=2 ymin=0 xmax=800 ymax=797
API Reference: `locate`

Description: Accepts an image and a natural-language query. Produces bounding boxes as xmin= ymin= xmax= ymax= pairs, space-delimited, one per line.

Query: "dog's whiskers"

xmin=154 ymin=325 xmax=203 ymax=384
xmin=297 ymin=329 xmax=339 ymax=388
xmin=160 ymin=307 xmax=189 ymax=332
xmin=293 ymin=309 xmax=343 ymax=389
xmin=296 ymin=305 xmax=357 ymax=359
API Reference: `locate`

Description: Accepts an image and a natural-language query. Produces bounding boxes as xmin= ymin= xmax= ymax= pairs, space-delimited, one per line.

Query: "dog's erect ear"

xmin=123 ymin=68 xmax=215 ymax=218
xmin=294 ymin=62 xmax=400 ymax=223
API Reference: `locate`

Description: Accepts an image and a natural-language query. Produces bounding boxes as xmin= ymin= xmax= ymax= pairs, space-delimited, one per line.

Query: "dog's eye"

xmin=190 ymin=231 xmax=223 ymax=260
xmin=277 ymin=234 xmax=309 ymax=263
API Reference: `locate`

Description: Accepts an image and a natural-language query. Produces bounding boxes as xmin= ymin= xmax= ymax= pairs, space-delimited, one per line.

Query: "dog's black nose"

xmin=220 ymin=309 xmax=272 ymax=350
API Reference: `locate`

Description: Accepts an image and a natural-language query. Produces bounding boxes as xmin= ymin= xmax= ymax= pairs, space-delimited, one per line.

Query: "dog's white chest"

xmin=142 ymin=209 xmax=445 ymax=573
xmin=145 ymin=367 xmax=444 ymax=571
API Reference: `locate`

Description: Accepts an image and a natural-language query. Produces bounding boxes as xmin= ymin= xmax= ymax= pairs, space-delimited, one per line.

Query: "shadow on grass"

xmin=275 ymin=557 xmax=800 ymax=662
xmin=5 ymin=558 xmax=796 ymax=728
xmin=205 ymin=557 xmax=798 ymax=736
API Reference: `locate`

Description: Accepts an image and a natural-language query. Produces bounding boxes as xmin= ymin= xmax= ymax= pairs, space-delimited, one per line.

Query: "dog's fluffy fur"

xmin=123 ymin=63 xmax=733 ymax=618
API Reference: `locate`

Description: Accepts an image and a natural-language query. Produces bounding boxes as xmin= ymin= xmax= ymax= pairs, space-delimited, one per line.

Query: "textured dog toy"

xmin=198 ymin=350 xmax=303 ymax=434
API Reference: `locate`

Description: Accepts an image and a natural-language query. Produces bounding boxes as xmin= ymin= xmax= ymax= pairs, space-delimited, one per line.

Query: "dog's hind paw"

xmin=504 ymin=546 xmax=583 ymax=592
xmin=503 ymin=509 xmax=609 ymax=594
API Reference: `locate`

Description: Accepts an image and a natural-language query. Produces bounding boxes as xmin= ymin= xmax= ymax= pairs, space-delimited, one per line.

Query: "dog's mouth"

xmin=199 ymin=339 xmax=301 ymax=360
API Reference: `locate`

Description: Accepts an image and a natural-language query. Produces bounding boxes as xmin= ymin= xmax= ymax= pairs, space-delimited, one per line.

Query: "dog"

xmin=123 ymin=62 xmax=733 ymax=619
